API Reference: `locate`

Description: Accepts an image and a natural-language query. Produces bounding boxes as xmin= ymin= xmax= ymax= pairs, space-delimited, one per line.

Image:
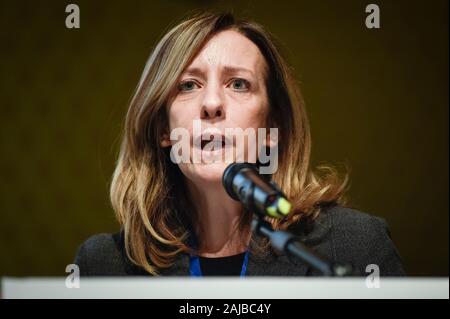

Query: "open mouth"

xmin=201 ymin=138 xmax=225 ymax=150
xmin=194 ymin=132 xmax=232 ymax=151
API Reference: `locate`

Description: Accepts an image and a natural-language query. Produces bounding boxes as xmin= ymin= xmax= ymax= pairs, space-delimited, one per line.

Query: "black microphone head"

xmin=222 ymin=162 xmax=257 ymax=200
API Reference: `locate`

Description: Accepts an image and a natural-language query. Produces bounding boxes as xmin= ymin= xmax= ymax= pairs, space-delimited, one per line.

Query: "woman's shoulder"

xmin=295 ymin=205 xmax=406 ymax=276
xmin=294 ymin=205 xmax=389 ymax=242
xmin=319 ymin=205 xmax=389 ymax=233
xmin=77 ymin=233 xmax=118 ymax=252
xmin=73 ymin=232 xmax=147 ymax=276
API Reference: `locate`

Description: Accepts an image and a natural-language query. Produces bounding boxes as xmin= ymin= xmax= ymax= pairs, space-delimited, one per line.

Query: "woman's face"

xmin=165 ymin=29 xmax=270 ymax=185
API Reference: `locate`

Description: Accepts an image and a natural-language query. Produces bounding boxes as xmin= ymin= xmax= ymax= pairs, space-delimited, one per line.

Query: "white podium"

xmin=2 ymin=277 xmax=448 ymax=299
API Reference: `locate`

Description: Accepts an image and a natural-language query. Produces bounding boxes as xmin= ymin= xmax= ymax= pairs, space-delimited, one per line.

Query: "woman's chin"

xmin=198 ymin=161 xmax=230 ymax=182
xmin=180 ymin=161 xmax=229 ymax=184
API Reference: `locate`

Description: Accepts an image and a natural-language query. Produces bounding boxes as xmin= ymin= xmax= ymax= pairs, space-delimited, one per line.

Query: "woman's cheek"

xmin=168 ymin=103 xmax=195 ymax=129
xmin=243 ymin=101 xmax=269 ymax=128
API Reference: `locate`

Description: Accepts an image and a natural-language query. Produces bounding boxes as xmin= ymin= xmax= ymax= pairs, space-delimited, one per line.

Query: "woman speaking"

xmin=74 ymin=11 xmax=405 ymax=276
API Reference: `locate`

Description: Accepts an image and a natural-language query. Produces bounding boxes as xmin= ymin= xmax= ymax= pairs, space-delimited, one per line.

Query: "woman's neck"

xmin=187 ymin=180 xmax=251 ymax=257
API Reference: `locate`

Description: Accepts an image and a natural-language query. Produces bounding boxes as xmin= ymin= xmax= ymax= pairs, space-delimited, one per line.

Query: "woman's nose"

xmin=200 ymin=85 xmax=225 ymax=120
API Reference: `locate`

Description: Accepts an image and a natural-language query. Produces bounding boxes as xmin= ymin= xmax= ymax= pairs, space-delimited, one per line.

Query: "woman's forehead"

xmin=184 ymin=30 xmax=267 ymax=76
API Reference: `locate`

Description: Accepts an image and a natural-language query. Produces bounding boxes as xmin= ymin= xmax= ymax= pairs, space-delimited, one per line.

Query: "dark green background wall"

xmin=0 ymin=0 xmax=448 ymax=276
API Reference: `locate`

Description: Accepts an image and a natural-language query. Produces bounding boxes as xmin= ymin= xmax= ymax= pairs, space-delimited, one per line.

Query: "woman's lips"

xmin=192 ymin=131 xmax=233 ymax=162
xmin=201 ymin=139 xmax=225 ymax=151
xmin=193 ymin=132 xmax=233 ymax=151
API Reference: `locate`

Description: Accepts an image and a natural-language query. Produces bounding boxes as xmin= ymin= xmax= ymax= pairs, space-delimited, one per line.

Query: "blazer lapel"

xmin=246 ymin=214 xmax=332 ymax=276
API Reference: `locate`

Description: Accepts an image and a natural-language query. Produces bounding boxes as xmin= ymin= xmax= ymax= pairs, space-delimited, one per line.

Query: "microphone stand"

xmin=251 ymin=215 xmax=352 ymax=276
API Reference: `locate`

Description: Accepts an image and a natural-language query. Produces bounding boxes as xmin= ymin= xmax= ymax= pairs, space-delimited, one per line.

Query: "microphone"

xmin=222 ymin=162 xmax=292 ymax=219
xmin=222 ymin=162 xmax=353 ymax=276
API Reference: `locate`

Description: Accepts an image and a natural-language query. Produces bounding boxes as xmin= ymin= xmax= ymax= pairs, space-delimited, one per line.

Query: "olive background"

xmin=0 ymin=0 xmax=448 ymax=276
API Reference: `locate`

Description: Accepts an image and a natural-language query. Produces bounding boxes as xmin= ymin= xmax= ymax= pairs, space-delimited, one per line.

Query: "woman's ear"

xmin=160 ymin=132 xmax=171 ymax=148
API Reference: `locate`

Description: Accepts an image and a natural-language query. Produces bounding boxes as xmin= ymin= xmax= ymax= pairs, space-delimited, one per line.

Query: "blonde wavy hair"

xmin=110 ymin=11 xmax=349 ymax=275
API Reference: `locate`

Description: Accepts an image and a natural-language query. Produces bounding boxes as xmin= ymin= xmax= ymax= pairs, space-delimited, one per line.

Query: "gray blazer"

xmin=74 ymin=205 xmax=406 ymax=276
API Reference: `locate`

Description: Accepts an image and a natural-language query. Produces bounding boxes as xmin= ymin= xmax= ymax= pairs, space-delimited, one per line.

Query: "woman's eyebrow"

xmin=181 ymin=65 xmax=255 ymax=78
xmin=181 ymin=67 xmax=205 ymax=78
xmin=222 ymin=65 xmax=255 ymax=77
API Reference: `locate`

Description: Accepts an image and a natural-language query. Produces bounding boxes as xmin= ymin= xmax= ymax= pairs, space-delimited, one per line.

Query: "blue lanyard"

xmin=189 ymin=250 xmax=250 ymax=277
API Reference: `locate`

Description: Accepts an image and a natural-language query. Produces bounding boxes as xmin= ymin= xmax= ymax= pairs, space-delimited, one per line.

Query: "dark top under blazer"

xmin=73 ymin=205 xmax=406 ymax=276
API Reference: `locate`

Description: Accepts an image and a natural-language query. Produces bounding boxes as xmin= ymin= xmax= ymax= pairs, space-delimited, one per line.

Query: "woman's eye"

xmin=230 ymin=78 xmax=250 ymax=91
xmin=178 ymin=80 xmax=199 ymax=92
